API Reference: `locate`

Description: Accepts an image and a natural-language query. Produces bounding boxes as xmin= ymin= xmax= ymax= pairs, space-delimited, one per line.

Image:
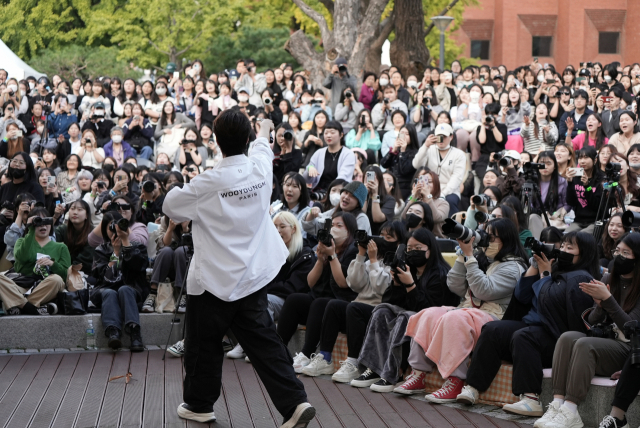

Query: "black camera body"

xmin=31 ymin=216 xmax=54 ymax=227
xmin=2 ymin=201 xmax=15 ymax=211
xmin=338 ymin=64 xmax=348 ymax=73
xmin=283 ymin=130 xmax=293 ymax=141
xmin=109 ymin=218 xmax=130 ymax=234
xmin=97 ymin=181 xmax=107 ymax=190
xmin=588 ymin=323 xmax=618 ymax=339
xmin=180 ymin=232 xmax=193 ymax=248
xmin=442 ymin=218 xmax=490 ymax=247
xmin=345 ymin=91 xmax=353 ymax=98
xmin=142 ymin=180 xmax=155 ymax=193
xmin=384 ymin=244 xmax=407 ymax=274
xmin=317 ymin=219 xmax=333 ymax=247
xmin=606 ymin=162 xmax=622 ymax=179
xmin=524 ymin=237 xmax=559 ymax=260
xmin=485 ymin=116 xmax=494 ymax=124
xmin=422 ymin=97 xmax=431 ymax=106
xmin=383 ymin=98 xmax=390 ymax=104
xmin=354 ymin=230 xmax=384 ymax=248
xmin=624 ymin=320 xmax=640 ymax=366
xmin=524 ymin=162 xmax=546 ymax=171
xmin=359 ymin=116 xmax=366 ymax=128
xmin=472 ymin=194 xmax=491 ymax=206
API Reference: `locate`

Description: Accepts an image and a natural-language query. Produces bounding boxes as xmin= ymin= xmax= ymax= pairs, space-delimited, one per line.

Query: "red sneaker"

xmin=425 ymin=377 xmax=464 ymax=404
xmin=392 ymin=370 xmax=426 ymax=395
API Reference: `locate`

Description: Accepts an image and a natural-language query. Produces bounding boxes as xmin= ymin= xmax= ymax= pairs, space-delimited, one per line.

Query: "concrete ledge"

xmin=0 ymin=313 xmax=184 ymax=350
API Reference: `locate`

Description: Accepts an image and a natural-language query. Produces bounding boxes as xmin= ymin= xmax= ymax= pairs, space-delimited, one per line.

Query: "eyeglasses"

xmin=612 ymin=248 xmax=634 ymax=259
xmin=560 ymin=92 xmax=571 ymax=96
xmin=113 ymin=203 xmax=131 ymax=211
xmin=10 ymin=160 xmax=26 ymax=167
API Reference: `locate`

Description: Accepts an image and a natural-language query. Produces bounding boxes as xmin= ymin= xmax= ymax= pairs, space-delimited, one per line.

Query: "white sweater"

xmin=412 ymin=144 xmax=467 ymax=197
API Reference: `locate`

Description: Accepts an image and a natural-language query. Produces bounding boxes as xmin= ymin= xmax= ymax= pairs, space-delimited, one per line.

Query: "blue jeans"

xmin=136 ymin=146 xmax=153 ymax=160
xmin=445 ymin=193 xmax=460 ymax=217
xmin=91 ymin=286 xmax=141 ymax=333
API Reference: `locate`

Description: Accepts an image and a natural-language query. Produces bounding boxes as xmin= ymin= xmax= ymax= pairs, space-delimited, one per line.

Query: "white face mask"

xmin=379 ymin=78 xmax=389 ymax=87
xmin=156 ymin=87 xmax=167 ymax=96
xmin=485 ymin=241 xmax=500 ymax=259
xmin=469 ymin=92 xmax=480 ymax=103
xmin=37 ymin=126 xmax=44 ymax=134
xmin=537 ymin=75 xmax=545 ymax=83
xmin=112 ymin=135 xmax=123 ymax=143
xmin=329 ymin=193 xmax=341 ymax=207
xmin=238 ymin=95 xmax=249 ymax=102
xmin=604 ymin=76 xmax=612 ymax=83
xmin=29 ymin=82 xmax=35 ymax=90
xmin=407 ymin=80 xmax=418 ymax=88
xmin=331 ymin=226 xmax=348 ymax=245
xmin=8 ymin=84 xmax=18 ymax=93
xmin=20 ymin=90 xmax=26 ymax=97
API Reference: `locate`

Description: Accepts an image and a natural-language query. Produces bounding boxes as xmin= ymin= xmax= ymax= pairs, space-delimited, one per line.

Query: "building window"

xmin=599 ymin=32 xmax=619 ymax=54
xmin=470 ymin=40 xmax=490 ymax=60
xmin=532 ymin=36 xmax=552 ymax=57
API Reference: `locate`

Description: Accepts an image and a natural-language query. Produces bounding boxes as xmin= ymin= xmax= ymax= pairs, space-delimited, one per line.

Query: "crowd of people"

xmin=0 ymin=56 xmax=640 ymax=428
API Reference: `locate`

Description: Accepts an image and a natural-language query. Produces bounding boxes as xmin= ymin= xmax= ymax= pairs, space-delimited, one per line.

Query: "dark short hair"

xmin=214 ymin=109 xmax=252 ymax=157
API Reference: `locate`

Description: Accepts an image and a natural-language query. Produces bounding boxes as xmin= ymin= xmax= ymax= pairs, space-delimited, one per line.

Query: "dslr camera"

xmin=422 ymin=97 xmax=431 ymax=106
xmin=31 ymin=217 xmax=54 ymax=227
xmin=142 ymin=180 xmax=156 ymax=193
xmin=338 ymin=64 xmax=348 ymax=74
xmin=442 ymin=218 xmax=490 ymax=247
xmin=472 ymin=194 xmax=491 ymax=206
xmin=317 ymin=219 xmax=333 ymax=246
xmin=623 ymin=320 xmax=640 ymax=366
xmin=384 ymin=244 xmax=407 ymax=274
xmin=474 ymin=211 xmax=494 ymax=224
xmin=524 ymin=162 xmax=546 ymax=172
xmin=309 ymin=190 xmax=326 ymax=202
xmin=1 ymin=201 xmax=15 ymax=211
xmin=622 ymin=210 xmax=640 ymax=228
xmin=109 ymin=218 xmax=130 ymax=234
xmin=524 ymin=237 xmax=559 ymax=260
xmin=283 ymin=130 xmax=293 ymax=141
xmin=180 ymin=232 xmax=193 ymax=248
xmin=606 ymin=162 xmax=622 ymax=180
xmin=354 ymin=230 xmax=384 ymax=248
xmin=359 ymin=116 xmax=367 ymax=128
xmin=588 ymin=323 xmax=618 ymax=339
xmin=345 ymin=91 xmax=353 ymax=98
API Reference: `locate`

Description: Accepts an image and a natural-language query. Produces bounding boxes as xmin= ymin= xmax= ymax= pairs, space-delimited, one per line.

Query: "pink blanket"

xmin=405 ymin=306 xmax=495 ymax=379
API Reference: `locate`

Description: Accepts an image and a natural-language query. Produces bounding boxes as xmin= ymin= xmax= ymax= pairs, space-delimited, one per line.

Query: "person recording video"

xmin=163 ymin=111 xmax=315 ymax=427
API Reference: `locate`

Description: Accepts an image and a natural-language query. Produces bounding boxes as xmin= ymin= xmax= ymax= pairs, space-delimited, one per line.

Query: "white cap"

xmin=434 ymin=123 xmax=453 ymax=137
xmin=504 ymin=150 xmax=521 ymax=161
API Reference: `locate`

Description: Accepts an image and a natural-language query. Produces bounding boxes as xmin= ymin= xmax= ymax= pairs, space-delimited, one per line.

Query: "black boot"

xmin=105 ymin=326 xmax=122 ymax=350
xmin=21 ymin=302 xmax=40 ymax=315
xmin=128 ymin=323 xmax=144 ymax=352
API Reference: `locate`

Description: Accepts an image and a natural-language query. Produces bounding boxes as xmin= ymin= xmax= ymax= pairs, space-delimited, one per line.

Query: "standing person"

xmin=323 ymin=58 xmax=358 ymax=113
xmin=163 ymin=112 xmax=315 ymax=427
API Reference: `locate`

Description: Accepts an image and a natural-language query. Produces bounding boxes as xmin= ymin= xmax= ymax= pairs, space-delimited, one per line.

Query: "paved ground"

xmin=0 ymin=349 xmax=535 ymax=428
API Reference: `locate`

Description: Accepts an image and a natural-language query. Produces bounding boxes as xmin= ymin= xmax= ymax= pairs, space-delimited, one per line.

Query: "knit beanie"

xmin=341 ymin=181 xmax=367 ymax=209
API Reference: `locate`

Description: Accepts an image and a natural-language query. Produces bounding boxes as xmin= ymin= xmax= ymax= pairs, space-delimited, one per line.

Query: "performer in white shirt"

xmin=164 ymin=112 xmax=316 ymax=428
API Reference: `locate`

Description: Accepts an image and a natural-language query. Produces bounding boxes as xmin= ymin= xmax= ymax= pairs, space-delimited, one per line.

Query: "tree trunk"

xmin=389 ymin=0 xmax=430 ymax=79
xmin=364 ymin=12 xmax=396 ymax=74
xmin=284 ymin=30 xmax=326 ymax=88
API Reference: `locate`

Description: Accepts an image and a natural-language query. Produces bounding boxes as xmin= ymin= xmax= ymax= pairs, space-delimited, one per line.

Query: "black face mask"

xmin=405 ymin=213 xmax=422 ymax=229
xmin=556 ymin=251 xmax=575 ymax=271
xmin=103 ymin=163 xmax=115 ymax=173
xmin=613 ymin=255 xmax=635 ymax=275
xmin=377 ymin=240 xmax=398 ymax=258
xmin=406 ymin=250 xmax=427 ymax=268
xmin=9 ymin=167 xmax=25 ymax=179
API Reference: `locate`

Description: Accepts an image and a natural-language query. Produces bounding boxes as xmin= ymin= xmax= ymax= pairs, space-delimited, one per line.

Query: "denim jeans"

xmin=267 ymin=294 xmax=285 ymax=321
xmin=445 ymin=193 xmax=461 ymax=217
xmin=91 ymin=286 xmax=141 ymax=333
xmin=136 ymin=146 xmax=153 ymax=160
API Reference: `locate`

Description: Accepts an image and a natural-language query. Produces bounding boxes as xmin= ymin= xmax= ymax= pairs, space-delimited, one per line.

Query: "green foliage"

xmin=202 ymin=26 xmax=301 ymax=72
xmin=423 ymin=0 xmax=478 ymax=68
xmin=30 ymin=45 xmax=142 ymax=81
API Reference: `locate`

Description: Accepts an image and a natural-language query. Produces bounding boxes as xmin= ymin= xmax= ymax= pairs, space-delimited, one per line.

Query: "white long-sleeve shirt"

xmin=163 ymin=137 xmax=289 ymax=301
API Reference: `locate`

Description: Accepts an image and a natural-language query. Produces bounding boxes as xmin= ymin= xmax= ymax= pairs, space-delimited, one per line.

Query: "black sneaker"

xmin=598 ymin=415 xmax=629 ymax=428
xmin=128 ymin=324 xmax=144 ymax=352
xmin=370 ymin=378 xmax=396 ymax=393
xmin=142 ymin=294 xmax=156 ymax=313
xmin=106 ymin=326 xmax=122 ymax=350
xmin=6 ymin=306 xmax=21 ymax=316
xmin=177 ymin=294 xmax=187 ymax=313
xmin=350 ymin=368 xmax=381 ymax=388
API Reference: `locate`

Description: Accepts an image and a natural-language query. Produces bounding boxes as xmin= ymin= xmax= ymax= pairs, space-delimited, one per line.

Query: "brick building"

xmin=451 ymin=0 xmax=640 ymax=70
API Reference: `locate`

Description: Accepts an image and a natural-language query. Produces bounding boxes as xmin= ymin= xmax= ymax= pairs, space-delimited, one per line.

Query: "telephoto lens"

xmin=474 ymin=211 xmax=491 ymax=224
xmin=142 ymin=180 xmax=155 ymax=193
xmin=345 ymin=91 xmax=353 ymax=98
xmin=283 ymin=130 xmax=293 ymax=141
xmin=472 ymin=194 xmax=491 ymax=206
xmin=622 ymin=210 xmax=640 ymax=228
xmin=524 ymin=237 xmax=559 ymax=259
xmin=441 ymin=218 xmax=490 ymax=247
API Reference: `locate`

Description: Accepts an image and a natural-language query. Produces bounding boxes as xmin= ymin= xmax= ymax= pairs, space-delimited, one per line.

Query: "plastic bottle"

xmin=86 ymin=318 xmax=96 ymax=349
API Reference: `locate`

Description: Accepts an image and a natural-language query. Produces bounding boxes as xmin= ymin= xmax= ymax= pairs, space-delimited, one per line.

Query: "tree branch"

xmin=291 ymin=0 xmax=332 ymax=44
xmin=317 ymin=0 xmax=334 ymax=14
xmin=148 ymin=40 xmax=171 ymax=56
xmin=175 ymin=31 xmax=203 ymax=56
xmin=424 ymin=0 xmax=460 ymax=35
xmin=371 ymin=10 xmax=395 ymax=50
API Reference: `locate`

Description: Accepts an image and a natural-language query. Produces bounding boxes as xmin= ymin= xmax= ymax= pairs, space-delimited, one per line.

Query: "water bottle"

xmin=86 ymin=318 xmax=96 ymax=349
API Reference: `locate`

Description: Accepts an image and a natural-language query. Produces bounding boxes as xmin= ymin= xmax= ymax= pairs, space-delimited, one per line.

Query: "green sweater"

xmin=14 ymin=227 xmax=71 ymax=281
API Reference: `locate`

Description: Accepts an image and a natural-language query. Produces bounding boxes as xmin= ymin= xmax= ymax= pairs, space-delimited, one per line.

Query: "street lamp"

xmin=430 ymin=16 xmax=455 ymax=71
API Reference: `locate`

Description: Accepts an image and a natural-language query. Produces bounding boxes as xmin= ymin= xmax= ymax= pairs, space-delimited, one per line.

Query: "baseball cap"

xmin=228 ymin=69 xmax=239 ymax=79
xmin=237 ymin=87 xmax=249 ymax=94
xmin=434 ymin=123 xmax=454 ymax=137
xmin=504 ymin=150 xmax=521 ymax=161
xmin=166 ymin=62 xmax=177 ymax=74
xmin=93 ymin=101 xmax=105 ymax=110
xmin=579 ymin=68 xmax=591 ymax=77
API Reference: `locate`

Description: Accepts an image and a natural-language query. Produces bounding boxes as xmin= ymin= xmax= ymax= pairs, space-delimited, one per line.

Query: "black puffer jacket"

xmin=266 ymin=247 xmax=315 ymax=300
xmin=382 ymin=268 xmax=459 ymax=312
xmin=91 ymin=242 xmax=149 ymax=299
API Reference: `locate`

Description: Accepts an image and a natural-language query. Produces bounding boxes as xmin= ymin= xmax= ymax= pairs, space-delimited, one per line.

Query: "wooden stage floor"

xmin=0 ymin=350 xmax=534 ymax=428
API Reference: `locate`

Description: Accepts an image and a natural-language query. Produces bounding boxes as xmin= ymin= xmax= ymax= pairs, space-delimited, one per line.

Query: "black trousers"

xmin=319 ymin=301 xmax=374 ymax=359
xmin=183 ymin=288 xmax=307 ymax=420
xmin=276 ymin=293 xmax=332 ymax=357
xmin=466 ymin=320 xmax=557 ymax=395
xmin=611 ymin=353 xmax=640 ymax=412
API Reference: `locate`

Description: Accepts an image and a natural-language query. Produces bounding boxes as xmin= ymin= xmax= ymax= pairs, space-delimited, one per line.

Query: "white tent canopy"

xmin=0 ymin=39 xmax=46 ymax=79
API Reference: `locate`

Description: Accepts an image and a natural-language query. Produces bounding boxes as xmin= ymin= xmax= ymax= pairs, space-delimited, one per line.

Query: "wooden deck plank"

xmin=0 ymin=354 xmax=13 ymax=375
xmin=164 ymin=350 xmax=186 ymax=427
xmin=28 ymin=353 xmax=81 ymax=428
xmin=120 ymin=351 xmax=149 ymax=428
xmin=461 ymin=411 xmax=501 ymax=428
xmin=0 ymin=355 xmax=28 ymax=402
xmin=488 ymin=417 xmax=520 ymax=428
xmin=299 ymin=376 xmax=342 ymax=428
xmin=142 ymin=350 xmax=165 ymax=428
xmin=234 ymin=359 xmax=277 ymax=428
xmin=50 ymin=352 xmax=98 ymax=428
xmin=74 ymin=352 xmax=114 ymax=428
xmin=0 ymin=354 xmax=46 ymax=426
xmin=381 ymin=393 xmax=433 ymax=427
xmin=313 ymin=377 xmax=365 ymax=428
xmin=97 ymin=351 xmax=132 ymax=428
xmin=221 ymin=357 xmax=255 ymax=428
xmin=334 ymin=381 xmax=388 ymax=428
xmin=406 ymin=399 xmax=455 ymax=428
xmin=5 ymin=353 xmax=62 ymax=428
xmin=435 ymin=401 xmax=482 ymax=427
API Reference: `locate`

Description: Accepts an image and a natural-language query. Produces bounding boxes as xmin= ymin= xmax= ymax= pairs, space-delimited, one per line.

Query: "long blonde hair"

xmin=273 ymin=211 xmax=303 ymax=262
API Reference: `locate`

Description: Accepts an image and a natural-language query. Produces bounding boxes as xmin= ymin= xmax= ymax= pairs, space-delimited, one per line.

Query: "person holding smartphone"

xmin=76 ymin=129 xmax=105 ymax=169
xmin=47 ymin=94 xmax=77 ymax=141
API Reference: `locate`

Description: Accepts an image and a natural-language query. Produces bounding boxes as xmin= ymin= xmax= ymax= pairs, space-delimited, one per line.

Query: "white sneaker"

xmin=293 ymin=353 xmax=311 ymax=374
xmin=503 ymin=394 xmax=544 ymax=417
xmin=280 ymin=402 xmax=316 ymax=428
xmin=331 ymin=360 xmax=360 ymax=383
xmin=534 ymin=401 xmax=562 ymax=428
xmin=456 ymin=385 xmax=480 ymax=405
xmin=545 ymin=405 xmax=584 ymax=428
xmin=167 ymin=340 xmax=185 ymax=358
xmin=177 ymin=403 xmax=216 ymax=423
xmin=142 ymin=294 xmax=156 ymax=313
xmin=245 ymin=355 xmax=251 ymax=363
xmin=226 ymin=343 xmax=246 ymax=359
xmin=301 ymin=354 xmax=334 ymax=377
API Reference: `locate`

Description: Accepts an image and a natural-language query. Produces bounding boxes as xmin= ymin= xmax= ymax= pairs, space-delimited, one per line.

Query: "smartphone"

xmin=365 ymin=171 xmax=375 ymax=183
xmin=602 ymin=96 xmax=612 ymax=103
xmin=573 ymin=167 xmax=584 ymax=177
xmin=47 ymin=176 xmax=56 ymax=187
xmin=570 ymin=99 xmax=574 ymax=105
xmin=173 ymin=71 xmax=180 ymax=81
xmin=60 ymin=98 xmax=67 ymax=108
xmin=546 ymin=79 xmax=555 ymax=84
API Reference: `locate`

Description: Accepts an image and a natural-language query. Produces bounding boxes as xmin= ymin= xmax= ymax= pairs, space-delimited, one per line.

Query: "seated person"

xmin=371 ymin=85 xmax=409 ymax=131
xmin=54 ymin=200 xmax=95 ymax=276
xmin=303 ymin=121 xmax=355 ymax=193
xmin=137 ymin=172 xmax=166 ymax=225
xmin=0 ymin=207 xmax=70 ymax=315
xmin=3 ymin=193 xmax=35 ymax=262
xmin=90 ymin=211 xmax=149 ymax=351
xmin=88 ymin=195 xmax=148 ymax=247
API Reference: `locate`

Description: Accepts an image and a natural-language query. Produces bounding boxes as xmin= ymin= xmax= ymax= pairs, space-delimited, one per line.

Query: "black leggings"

xmin=319 ymin=301 xmax=374 ymax=359
xmin=611 ymin=353 xmax=640 ymax=412
xmin=276 ymin=293 xmax=332 ymax=357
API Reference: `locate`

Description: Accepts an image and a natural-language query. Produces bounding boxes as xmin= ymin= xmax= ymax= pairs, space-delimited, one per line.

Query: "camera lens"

xmin=283 ymin=130 xmax=293 ymax=140
xmin=142 ymin=181 xmax=155 ymax=193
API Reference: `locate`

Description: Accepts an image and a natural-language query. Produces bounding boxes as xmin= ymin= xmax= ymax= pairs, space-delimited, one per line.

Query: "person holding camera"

xmin=335 ymin=86 xmax=364 ymax=134
xmin=175 ymin=127 xmax=207 ymax=170
xmin=411 ymin=86 xmax=442 ymax=144
xmin=456 ymin=231 xmax=598 ymax=419
xmin=80 ymin=101 xmax=116 ymax=147
xmin=47 ymin=94 xmax=77 ymax=141
xmin=565 ymin=146 xmax=605 ymax=233
xmin=90 ymin=211 xmax=148 ymax=351
xmin=272 ymin=123 xmax=303 ymax=184
xmin=75 ymin=129 xmax=105 ymax=169
xmin=259 ymin=88 xmax=283 ymax=126
xmin=323 ymin=57 xmax=358 ymax=113
xmin=395 ymin=218 xmax=527 ymax=400
xmin=380 ymin=123 xmax=419 ymax=199
xmin=0 ymin=120 xmax=30 ymax=158
xmin=122 ymin=103 xmax=154 ymax=155
xmin=137 ymin=172 xmax=166 ymax=225
xmin=3 ymin=193 xmax=35 ymax=262
xmin=88 ymin=195 xmax=148 ymax=248
xmin=359 ymin=166 xmax=396 ymax=235
xmin=536 ymin=233 xmax=640 ymax=428
xmin=0 ymin=207 xmax=70 ymax=315
xmin=476 ymin=103 xmax=509 ymax=180
xmin=371 ymin=86 xmax=408 ymax=132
